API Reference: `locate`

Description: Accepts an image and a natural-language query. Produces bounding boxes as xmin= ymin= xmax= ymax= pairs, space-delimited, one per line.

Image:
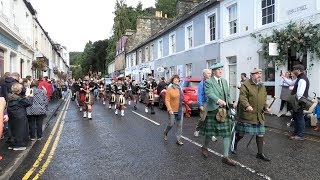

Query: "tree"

xmin=113 ymin=0 xmax=130 ymax=41
xmin=155 ymin=0 xmax=177 ymax=18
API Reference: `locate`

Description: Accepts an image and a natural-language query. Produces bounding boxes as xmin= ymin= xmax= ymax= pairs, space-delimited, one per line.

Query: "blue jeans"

xmin=292 ymin=110 xmax=305 ymax=137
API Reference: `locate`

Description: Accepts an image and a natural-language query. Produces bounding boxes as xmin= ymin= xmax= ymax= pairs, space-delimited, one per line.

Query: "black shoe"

xmin=231 ymin=150 xmax=237 ymax=155
xmin=201 ymin=146 xmax=209 ymax=158
xmin=151 ymin=111 xmax=155 ymax=114
xmin=256 ymin=153 xmax=271 ymax=161
xmin=134 ymin=106 xmax=137 ymax=110
xmin=222 ymin=157 xmax=236 ymax=166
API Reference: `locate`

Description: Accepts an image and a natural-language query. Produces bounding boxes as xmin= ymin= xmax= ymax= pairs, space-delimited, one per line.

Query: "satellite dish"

xmin=157 ymin=67 xmax=164 ymax=73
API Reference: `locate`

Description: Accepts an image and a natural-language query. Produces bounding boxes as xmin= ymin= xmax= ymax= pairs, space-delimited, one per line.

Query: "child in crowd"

xmin=313 ymin=97 xmax=320 ymax=131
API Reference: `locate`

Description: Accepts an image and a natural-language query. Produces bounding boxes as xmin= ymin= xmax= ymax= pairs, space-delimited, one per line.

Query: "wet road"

xmin=11 ymin=97 xmax=320 ymax=180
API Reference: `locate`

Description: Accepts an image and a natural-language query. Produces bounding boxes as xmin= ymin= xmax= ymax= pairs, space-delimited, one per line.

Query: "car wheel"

xmin=158 ymin=96 xmax=166 ymax=110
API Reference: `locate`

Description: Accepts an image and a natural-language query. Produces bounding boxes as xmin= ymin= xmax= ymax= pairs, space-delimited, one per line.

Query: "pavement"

xmin=265 ymin=114 xmax=320 ymax=138
xmin=0 ymin=100 xmax=320 ymax=180
xmin=0 ymin=98 xmax=64 ymax=180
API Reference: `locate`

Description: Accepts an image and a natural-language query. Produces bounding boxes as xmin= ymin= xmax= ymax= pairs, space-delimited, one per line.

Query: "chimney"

xmin=176 ymin=0 xmax=200 ymax=17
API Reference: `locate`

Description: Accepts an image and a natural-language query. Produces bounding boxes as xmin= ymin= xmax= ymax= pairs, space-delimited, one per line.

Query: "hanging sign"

xmin=269 ymin=43 xmax=279 ymax=56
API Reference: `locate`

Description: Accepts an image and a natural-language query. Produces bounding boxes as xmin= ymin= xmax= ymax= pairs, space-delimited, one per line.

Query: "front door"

xmin=228 ymin=56 xmax=237 ymax=102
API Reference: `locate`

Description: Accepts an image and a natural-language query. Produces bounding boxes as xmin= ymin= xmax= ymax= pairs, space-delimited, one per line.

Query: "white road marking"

xmin=131 ymin=111 xmax=160 ymax=126
xmin=181 ymin=136 xmax=271 ymax=180
xmin=131 ymin=110 xmax=271 ymax=179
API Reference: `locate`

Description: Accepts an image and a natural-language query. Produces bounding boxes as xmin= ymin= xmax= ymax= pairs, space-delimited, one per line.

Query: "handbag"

xmin=298 ymin=96 xmax=314 ymax=111
xmin=216 ymin=108 xmax=227 ymax=122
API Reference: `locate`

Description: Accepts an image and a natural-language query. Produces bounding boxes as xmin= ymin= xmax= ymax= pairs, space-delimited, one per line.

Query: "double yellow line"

xmin=23 ymin=95 xmax=71 ymax=180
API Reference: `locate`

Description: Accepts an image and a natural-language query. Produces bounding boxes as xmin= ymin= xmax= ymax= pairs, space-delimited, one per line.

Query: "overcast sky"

xmin=30 ymin=0 xmax=155 ymax=52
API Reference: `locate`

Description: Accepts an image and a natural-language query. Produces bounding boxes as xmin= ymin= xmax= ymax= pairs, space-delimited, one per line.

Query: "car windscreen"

xmin=180 ymin=81 xmax=200 ymax=88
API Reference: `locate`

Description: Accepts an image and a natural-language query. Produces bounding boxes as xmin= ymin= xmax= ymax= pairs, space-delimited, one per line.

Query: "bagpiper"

xmin=115 ymin=76 xmax=127 ymax=116
xmin=108 ymin=79 xmax=116 ymax=109
xmin=144 ymin=74 xmax=157 ymax=114
xmin=124 ymin=76 xmax=132 ymax=105
xmin=98 ymin=79 xmax=106 ymax=105
xmin=130 ymin=79 xmax=140 ymax=110
xmin=79 ymin=76 xmax=95 ymax=120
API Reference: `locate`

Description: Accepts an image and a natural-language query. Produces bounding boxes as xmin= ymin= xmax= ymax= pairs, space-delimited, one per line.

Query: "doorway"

xmin=228 ymin=56 xmax=237 ymax=102
xmin=288 ymin=49 xmax=307 ymax=72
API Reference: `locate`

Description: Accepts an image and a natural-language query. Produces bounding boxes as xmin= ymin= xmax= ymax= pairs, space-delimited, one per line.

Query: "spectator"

xmin=27 ymin=80 xmax=48 ymax=141
xmin=313 ymin=97 xmax=320 ymax=131
xmin=1 ymin=72 xmax=24 ymax=101
xmin=0 ymin=97 xmax=6 ymax=160
xmin=237 ymin=73 xmax=247 ymax=89
xmin=0 ymin=72 xmax=11 ymax=97
xmin=278 ymin=71 xmax=294 ymax=117
xmin=157 ymin=77 xmax=166 ymax=95
xmin=7 ymin=83 xmax=33 ymax=150
xmin=22 ymin=78 xmax=31 ymax=88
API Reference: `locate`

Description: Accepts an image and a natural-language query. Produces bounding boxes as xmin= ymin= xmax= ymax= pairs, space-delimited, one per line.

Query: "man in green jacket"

xmin=233 ymin=68 xmax=271 ymax=161
xmin=200 ymin=63 xmax=237 ymax=166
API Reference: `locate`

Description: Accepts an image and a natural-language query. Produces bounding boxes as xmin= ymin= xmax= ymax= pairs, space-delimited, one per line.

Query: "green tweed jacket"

xmin=205 ymin=77 xmax=233 ymax=112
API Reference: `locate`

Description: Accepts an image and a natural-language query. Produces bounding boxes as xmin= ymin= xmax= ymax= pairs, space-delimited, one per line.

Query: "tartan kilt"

xmin=199 ymin=110 xmax=232 ymax=137
xmin=235 ymin=122 xmax=265 ymax=135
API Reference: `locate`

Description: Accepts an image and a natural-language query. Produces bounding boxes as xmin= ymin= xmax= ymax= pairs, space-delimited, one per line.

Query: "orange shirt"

xmin=165 ymin=86 xmax=181 ymax=112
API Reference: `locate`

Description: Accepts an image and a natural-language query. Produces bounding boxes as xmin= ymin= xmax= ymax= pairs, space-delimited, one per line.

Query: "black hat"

xmin=293 ymin=64 xmax=305 ymax=71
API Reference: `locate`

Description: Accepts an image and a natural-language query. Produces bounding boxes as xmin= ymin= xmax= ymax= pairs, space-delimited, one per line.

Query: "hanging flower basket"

xmin=31 ymin=58 xmax=48 ymax=71
xmin=251 ymin=21 xmax=320 ymax=70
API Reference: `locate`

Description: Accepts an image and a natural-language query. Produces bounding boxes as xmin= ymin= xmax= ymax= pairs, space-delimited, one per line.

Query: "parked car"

xmin=158 ymin=78 xmax=201 ymax=112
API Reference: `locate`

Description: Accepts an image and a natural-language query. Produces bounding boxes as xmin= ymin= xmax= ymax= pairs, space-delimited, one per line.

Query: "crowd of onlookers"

xmin=0 ymin=72 xmax=69 ymax=160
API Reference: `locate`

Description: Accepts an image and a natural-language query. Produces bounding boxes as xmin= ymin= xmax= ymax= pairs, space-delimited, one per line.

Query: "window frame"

xmin=169 ymin=32 xmax=176 ymax=55
xmin=261 ymin=0 xmax=275 ymax=25
xmin=227 ymin=3 xmax=238 ymax=35
xmin=184 ymin=22 xmax=194 ymax=50
xmin=158 ymin=39 xmax=163 ymax=58
xmin=150 ymin=44 xmax=154 ymax=61
xmin=185 ymin=63 xmax=192 ymax=78
xmin=206 ymin=59 xmax=216 ymax=68
xmin=145 ymin=46 xmax=149 ymax=62
xmin=205 ymin=9 xmax=218 ymax=43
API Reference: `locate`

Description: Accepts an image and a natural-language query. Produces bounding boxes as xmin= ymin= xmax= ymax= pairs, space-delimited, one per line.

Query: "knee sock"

xmin=223 ymin=137 xmax=231 ymax=157
xmin=256 ymin=136 xmax=264 ymax=154
xmin=234 ymin=133 xmax=244 ymax=151
xmin=204 ymin=135 xmax=211 ymax=148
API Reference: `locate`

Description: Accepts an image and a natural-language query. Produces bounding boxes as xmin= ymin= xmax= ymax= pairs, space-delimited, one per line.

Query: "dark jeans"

xmin=280 ymin=100 xmax=292 ymax=111
xmin=292 ymin=110 xmax=305 ymax=137
xmin=8 ymin=117 xmax=29 ymax=147
xmin=27 ymin=114 xmax=46 ymax=139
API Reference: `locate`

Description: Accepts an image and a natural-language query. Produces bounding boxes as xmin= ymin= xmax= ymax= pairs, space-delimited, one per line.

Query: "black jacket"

xmin=7 ymin=94 xmax=33 ymax=123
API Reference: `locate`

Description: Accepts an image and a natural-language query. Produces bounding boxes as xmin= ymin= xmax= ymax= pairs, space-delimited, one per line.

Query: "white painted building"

xmin=0 ymin=0 xmax=69 ymax=80
xmin=219 ymin=0 xmax=320 ymax=113
xmin=0 ymin=0 xmax=34 ymax=77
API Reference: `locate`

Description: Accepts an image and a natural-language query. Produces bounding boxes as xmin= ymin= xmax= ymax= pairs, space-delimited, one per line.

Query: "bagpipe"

xmin=119 ymin=94 xmax=126 ymax=105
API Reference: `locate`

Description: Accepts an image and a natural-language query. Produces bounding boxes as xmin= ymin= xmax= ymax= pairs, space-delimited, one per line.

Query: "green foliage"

xmin=253 ymin=22 xmax=320 ymax=70
xmin=155 ymin=0 xmax=177 ymax=18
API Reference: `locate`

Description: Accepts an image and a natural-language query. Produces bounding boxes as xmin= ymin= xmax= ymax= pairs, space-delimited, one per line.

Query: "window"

xmin=150 ymin=44 xmax=154 ymax=61
xmin=261 ymin=0 xmax=275 ymax=25
xmin=185 ymin=23 xmax=193 ymax=49
xmin=186 ymin=63 xmax=192 ymax=77
xmin=145 ymin=46 xmax=149 ymax=62
xmin=169 ymin=32 xmax=176 ymax=54
xmin=158 ymin=39 xmax=163 ymax=58
xmin=206 ymin=11 xmax=216 ymax=42
xmin=206 ymin=59 xmax=216 ymax=68
xmin=228 ymin=4 xmax=237 ymax=35
xmin=259 ymin=53 xmax=275 ymax=82
xmin=170 ymin=66 xmax=176 ymax=77
xmin=138 ymin=50 xmax=142 ymax=64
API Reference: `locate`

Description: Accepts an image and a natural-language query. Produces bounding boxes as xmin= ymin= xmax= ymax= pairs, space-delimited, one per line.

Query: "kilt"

xmin=235 ymin=122 xmax=265 ymax=135
xmin=199 ymin=110 xmax=232 ymax=138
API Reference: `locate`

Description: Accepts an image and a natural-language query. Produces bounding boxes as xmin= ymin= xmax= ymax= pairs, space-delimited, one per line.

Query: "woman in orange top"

xmin=163 ymin=75 xmax=184 ymax=146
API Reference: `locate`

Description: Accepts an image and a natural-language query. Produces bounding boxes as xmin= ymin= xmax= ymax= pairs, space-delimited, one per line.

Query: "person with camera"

xmin=289 ymin=64 xmax=310 ymax=140
xmin=26 ymin=80 xmax=48 ymax=141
